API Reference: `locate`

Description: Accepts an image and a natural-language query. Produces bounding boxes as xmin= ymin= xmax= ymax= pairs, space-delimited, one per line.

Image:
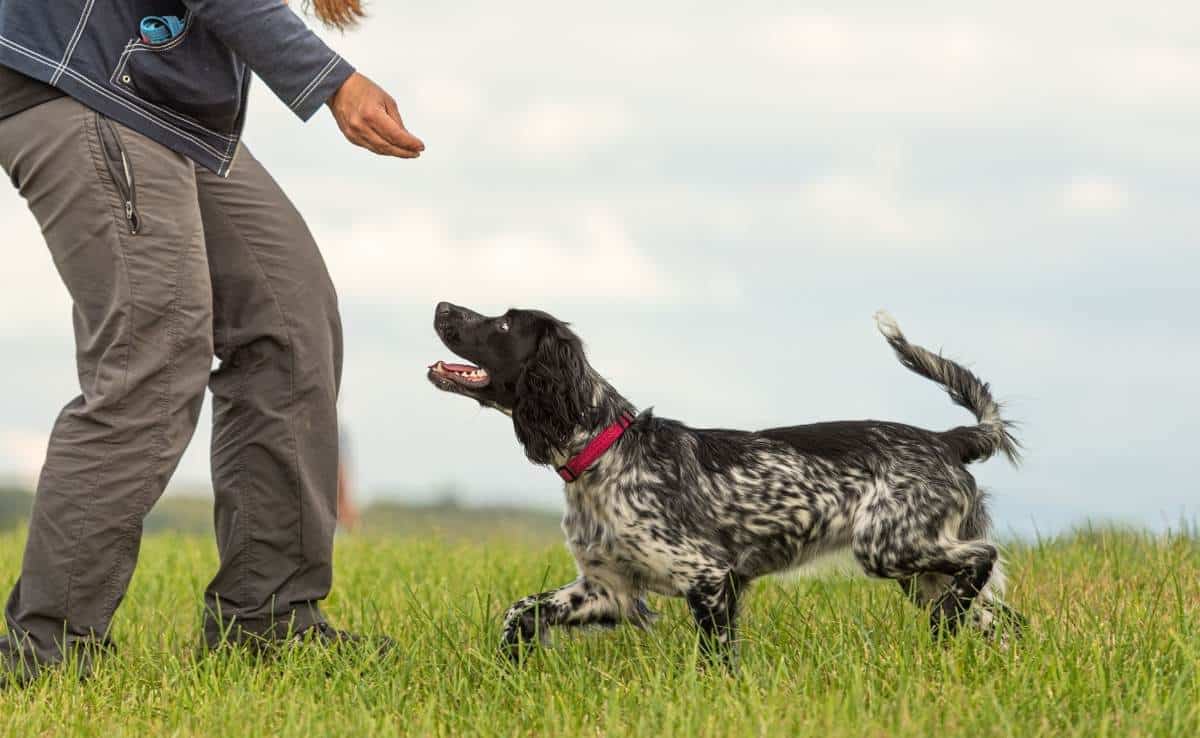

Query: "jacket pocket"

xmin=94 ymin=115 xmax=141 ymax=236
xmin=110 ymin=12 xmax=246 ymax=134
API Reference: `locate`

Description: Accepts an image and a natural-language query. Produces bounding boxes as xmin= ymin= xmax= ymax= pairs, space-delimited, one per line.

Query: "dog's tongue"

xmin=437 ymin=362 xmax=478 ymax=372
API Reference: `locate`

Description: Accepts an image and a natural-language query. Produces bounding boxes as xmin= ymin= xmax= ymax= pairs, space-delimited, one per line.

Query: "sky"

xmin=1 ymin=1 xmax=1197 ymax=535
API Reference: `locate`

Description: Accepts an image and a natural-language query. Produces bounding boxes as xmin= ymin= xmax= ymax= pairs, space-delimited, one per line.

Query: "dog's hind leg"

xmin=969 ymin=559 xmax=1027 ymax=640
xmin=684 ymin=572 xmax=745 ymax=668
xmin=855 ymin=526 xmax=998 ymax=638
xmin=918 ymin=541 xmax=998 ymax=639
xmin=955 ymin=487 xmax=1026 ymax=639
xmin=500 ymin=576 xmax=639 ymax=662
xmin=897 ymin=562 xmax=1024 ymax=641
xmin=897 ymin=573 xmax=951 ymax=608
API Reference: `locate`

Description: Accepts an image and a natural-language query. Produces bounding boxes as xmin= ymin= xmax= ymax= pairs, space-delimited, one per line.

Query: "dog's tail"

xmin=874 ymin=310 xmax=1020 ymax=466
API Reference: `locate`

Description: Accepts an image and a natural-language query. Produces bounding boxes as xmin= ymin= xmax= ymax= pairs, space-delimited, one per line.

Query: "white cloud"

xmin=494 ymin=100 xmax=633 ymax=161
xmin=719 ymin=5 xmax=1200 ymax=124
xmin=409 ymin=77 xmax=485 ymax=121
xmin=0 ymin=199 xmax=71 ymax=338
xmin=798 ymin=172 xmax=955 ymax=244
xmin=318 ymin=207 xmax=731 ymax=304
xmin=1061 ymin=175 xmax=1129 ymax=215
xmin=0 ymin=429 xmax=48 ymax=486
xmin=756 ymin=14 xmax=991 ymax=71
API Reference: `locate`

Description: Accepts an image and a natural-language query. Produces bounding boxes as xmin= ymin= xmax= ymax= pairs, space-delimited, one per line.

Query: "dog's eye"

xmin=498 ymin=319 xmax=510 ymax=333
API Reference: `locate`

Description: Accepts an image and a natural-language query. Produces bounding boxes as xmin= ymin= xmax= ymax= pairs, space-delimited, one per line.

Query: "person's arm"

xmin=180 ymin=0 xmax=424 ymax=157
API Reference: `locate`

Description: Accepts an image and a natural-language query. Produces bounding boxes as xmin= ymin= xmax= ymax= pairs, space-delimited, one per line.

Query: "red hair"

xmin=304 ymin=0 xmax=365 ymax=30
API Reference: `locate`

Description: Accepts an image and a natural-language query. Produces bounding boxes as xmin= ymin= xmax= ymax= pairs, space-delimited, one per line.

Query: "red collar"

xmin=557 ymin=411 xmax=636 ymax=483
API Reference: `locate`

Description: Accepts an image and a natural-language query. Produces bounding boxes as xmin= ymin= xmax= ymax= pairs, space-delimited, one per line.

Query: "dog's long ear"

xmin=513 ymin=322 xmax=589 ymax=465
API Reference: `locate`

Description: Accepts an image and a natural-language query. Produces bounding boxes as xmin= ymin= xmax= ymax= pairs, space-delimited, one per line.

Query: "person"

xmin=0 ymin=0 xmax=423 ymax=683
xmin=337 ymin=423 xmax=361 ymax=531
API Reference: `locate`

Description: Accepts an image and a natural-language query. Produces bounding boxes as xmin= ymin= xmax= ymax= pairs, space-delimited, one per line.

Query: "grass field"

xmin=0 ymin=524 xmax=1196 ymax=738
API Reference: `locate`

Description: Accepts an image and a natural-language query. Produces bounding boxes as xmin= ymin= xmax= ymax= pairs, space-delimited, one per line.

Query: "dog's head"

xmin=429 ymin=302 xmax=591 ymax=464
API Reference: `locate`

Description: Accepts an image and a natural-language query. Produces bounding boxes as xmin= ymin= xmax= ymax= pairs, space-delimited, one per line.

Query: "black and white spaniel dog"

xmin=428 ymin=302 xmax=1024 ymax=663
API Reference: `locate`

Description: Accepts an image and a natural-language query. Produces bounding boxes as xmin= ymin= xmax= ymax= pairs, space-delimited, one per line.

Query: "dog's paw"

xmin=498 ymin=636 xmax=526 ymax=666
xmin=628 ymin=598 xmax=660 ymax=629
xmin=874 ymin=310 xmax=903 ymax=340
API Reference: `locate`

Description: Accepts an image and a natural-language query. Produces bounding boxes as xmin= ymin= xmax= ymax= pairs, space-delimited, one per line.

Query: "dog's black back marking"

xmin=759 ymin=420 xmax=949 ymax=465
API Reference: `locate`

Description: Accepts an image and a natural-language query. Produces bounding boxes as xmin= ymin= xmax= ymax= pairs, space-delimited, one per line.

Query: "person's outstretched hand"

xmin=328 ymin=72 xmax=425 ymax=158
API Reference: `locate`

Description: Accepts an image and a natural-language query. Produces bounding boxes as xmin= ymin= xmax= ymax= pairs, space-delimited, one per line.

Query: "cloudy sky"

xmin=1 ymin=1 xmax=1196 ymax=534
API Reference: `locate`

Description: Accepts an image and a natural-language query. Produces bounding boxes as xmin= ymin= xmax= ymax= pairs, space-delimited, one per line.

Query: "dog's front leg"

xmin=500 ymin=576 xmax=623 ymax=663
xmin=685 ymin=573 xmax=745 ymax=669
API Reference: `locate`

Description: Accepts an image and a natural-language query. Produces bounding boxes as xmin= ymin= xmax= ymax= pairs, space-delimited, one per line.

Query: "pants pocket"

xmin=94 ymin=115 xmax=141 ymax=235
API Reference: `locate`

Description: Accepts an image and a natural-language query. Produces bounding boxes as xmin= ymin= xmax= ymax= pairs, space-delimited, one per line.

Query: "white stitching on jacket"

xmin=289 ymin=53 xmax=340 ymax=111
xmin=51 ymin=0 xmax=96 ymax=85
xmin=106 ymin=35 xmax=241 ymax=143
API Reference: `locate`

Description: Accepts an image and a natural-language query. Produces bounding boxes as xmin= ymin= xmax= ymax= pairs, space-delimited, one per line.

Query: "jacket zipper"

xmin=95 ymin=115 xmax=141 ymax=235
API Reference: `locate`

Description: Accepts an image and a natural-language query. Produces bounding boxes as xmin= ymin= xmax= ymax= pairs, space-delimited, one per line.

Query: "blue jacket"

xmin=0 ymin=0 xmax=355 ymax=176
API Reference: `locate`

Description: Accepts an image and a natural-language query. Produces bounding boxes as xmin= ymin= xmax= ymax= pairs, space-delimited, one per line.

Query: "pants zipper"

xmin=94 ymin=115 xmax=141 ymax=235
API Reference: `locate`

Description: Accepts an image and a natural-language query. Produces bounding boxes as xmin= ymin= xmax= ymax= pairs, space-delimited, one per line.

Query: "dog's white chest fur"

xmin=560 ymin=478 xmax=683 ymax=596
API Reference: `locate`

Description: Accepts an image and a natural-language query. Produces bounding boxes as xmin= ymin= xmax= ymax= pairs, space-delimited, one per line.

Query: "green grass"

xmin=1 ymin=525 xmax=1196 ymax=738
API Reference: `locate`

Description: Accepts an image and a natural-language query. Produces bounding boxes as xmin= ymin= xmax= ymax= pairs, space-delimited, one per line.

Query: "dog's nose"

xmin=436 ymin=301 xmax=454 ymax=318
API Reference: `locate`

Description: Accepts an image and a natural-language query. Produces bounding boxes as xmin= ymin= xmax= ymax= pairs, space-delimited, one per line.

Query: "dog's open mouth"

xmin=428 ymin=361 xmax=491 ymax=390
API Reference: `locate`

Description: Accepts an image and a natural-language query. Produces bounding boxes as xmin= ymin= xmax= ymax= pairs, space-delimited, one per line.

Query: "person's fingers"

xmin=353 ymin=124 xmax=421 ymax=158
xmin=337 ymin=110 xmax=420 ymax=158
xmin=352 ymin=125 xmax=419 ymax=158
xmin=378 ymin=95 xmax=424 ymax=151
xmin=383 ymin=96 xmax=425 ymax=151
xmin=370 ymin=115 xmax=424 ymax=153
xmin=372 ymin=98 xmax=425 ymax=152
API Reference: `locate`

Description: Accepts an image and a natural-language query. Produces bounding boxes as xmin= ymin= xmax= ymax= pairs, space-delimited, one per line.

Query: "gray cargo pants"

xmin=0 ymin=96 xmax=342 ymax=668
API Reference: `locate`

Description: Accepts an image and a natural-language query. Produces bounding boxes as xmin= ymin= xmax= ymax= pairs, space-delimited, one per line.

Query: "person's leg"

xmin=195 ymin=146 xmax=343 ymax=647
xmin=0 ymin=98 xmax=213 ymax=678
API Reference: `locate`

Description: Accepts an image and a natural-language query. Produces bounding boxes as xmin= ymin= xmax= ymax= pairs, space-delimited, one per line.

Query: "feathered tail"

xmin=874 ymin=311 xmax=1021 ymax=466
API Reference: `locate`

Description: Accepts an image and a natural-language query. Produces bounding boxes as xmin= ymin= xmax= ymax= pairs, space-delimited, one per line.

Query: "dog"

xmin=427 ymin=302 xmax=1024 ymax=663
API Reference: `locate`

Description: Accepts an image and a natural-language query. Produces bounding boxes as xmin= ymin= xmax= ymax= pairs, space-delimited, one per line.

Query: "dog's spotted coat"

xmin=428 ymin=303 xmax=1025 ymax=663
